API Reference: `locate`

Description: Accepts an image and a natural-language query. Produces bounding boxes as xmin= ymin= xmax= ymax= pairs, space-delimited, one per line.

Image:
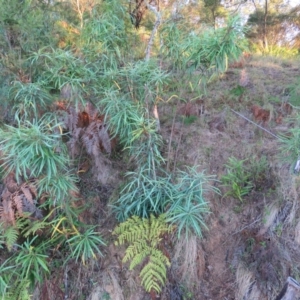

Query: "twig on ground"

xmin=232 ymin=218 xmax=261 ymax=236
xmin=230 ymin=109 xmax=279 ymax=139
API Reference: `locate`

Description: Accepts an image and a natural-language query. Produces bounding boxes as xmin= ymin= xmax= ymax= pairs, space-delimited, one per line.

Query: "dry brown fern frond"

xmin=82 ymin=120 xmax=111 ymax=154
xmin=0 ymin=174 xmax=42 ymax=227
xmin=4 ymin=172 xmax=19 ymax=193
xmin=0 ymin=196 xmax=16 ymax=226
xmin=55 ymin=102 xmax=113 ymax=183
xmin=11 ymin=194 xmax=23 ymax=216
xmin=20 ymin=184 xmax=34 ymax=205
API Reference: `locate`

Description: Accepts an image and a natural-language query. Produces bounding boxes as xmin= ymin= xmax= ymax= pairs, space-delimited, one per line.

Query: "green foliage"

xmin=3 ymin=280 xmax=31 ymax=300
xmin=187 ymin=16 xmax=247 ymax=75
xmin=166 ymin=167 xmax=218 ymax=239
xmin=67 ymin=227 xmax=106 ymax=265
xmin=113 ymin=214 xmax=172 ymax=294
xmin=114 ymin=167 xmax=218 ymax=239
xmin=81 ymin=0 xmax=131 ymax=64
xmin=1 ymin=220 xmax=25 ymax=252
xmin=37 ymin=170 xmax=79 ymax=203
xmin=0 ymin=0 xmax=263 ymax=298
xmin=0 ymin=114 xmax=70 ymax=182
xmin=279 ymin=116 xmax=300 ymax=168
xmin=112 ymin=172 xmax=171 ymax=221
xmin=248 ymin=156 xmax=270 ymax=190
xmin=0 ymin=259 xmax=14 ymax=297
xmin=203 ymin=0 xmax=228 ymax=27
xmin=250 ymin=43 xmax=299 ymax=57
xmin=15 ymin=236 xmax=49 ymax=284
xmin=0 ymin=0 xmax=57 ymax=52
xmin=162 ymin=16 xmax=247 ymax=76
xmin=229 ymin=85 xmax=246 ymax=97
xmin=221 ymin=157 xmax=253 ymax=202
xmin=160 ymin=20 xmax=191 ymax=71
xmin=9 ymin=82 xmax=53 ymax=120
xmin=246 ymin=2 xmax=300 ymax=53
xmin=182 ymin=116 xmax=198 ymax=125
xmin=288 ymin=79 xmax=300 ymax=108
xmin=28 ymin=48 xmax=92 ymax=106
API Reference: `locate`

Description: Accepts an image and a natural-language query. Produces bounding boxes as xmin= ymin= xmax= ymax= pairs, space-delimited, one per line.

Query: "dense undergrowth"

xmin=0 ymin=0 xmax=300 ymax=299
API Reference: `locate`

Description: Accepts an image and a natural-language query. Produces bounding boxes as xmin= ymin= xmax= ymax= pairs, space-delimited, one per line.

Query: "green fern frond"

xmin=114 ymin=215 xmax=147 ymax=244
xmin=150 ymin=248 xmax=170 ymax=268
xmin=4 ymin=226 xmax=19 ymax=251
xmin=22 ymin=220 xmax=48 ymax=238
xmin=1 ymin=217 xmax=33 ymax=251
xmin=15 ymin=280 xmax=31 ymax=300
xmin=5 ymin=280 xmax=31 ymax=300
xmin=113 ymin=214 xmax=172 ymax=295
xmin=113 ymin=214 xmax=172 ymax=246
xmin=128 ymin=246 xmax=151 ymax=270
xmin=123 ymin=240 xmax=148 ymax=263
xmin=140 ymin=260 xmax=166 ymax=285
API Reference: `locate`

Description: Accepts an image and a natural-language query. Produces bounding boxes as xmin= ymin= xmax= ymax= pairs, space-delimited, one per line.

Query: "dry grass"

xmin=295 ymin=220 xmax=300 ymax=245
xmin=172 ymin=235 xmax=205 ymax=288
xmin=258 ymin=204 xmax=279 ymax=235
xmin=235 ymin=264 xmax=263 ymax=300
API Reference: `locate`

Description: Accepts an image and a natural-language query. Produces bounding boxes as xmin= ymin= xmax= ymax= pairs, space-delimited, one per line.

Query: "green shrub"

xmin=166 ymin=167 xmax=218 ymax=239
xmin=279 ymin=115 xmax=300 ymax=171
xmin=222 ymin=157 xmax=253 ymax=202
xmin=0 ymin=114 xmax=70 ymax=182
xmin=15 ymin=236 xmax=49 ymax=285
xmin=67 ymin=227 xmax=106 ymax=265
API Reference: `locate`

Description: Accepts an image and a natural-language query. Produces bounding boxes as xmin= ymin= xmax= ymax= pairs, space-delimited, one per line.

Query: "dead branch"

xmin=275 ymin=277 xmax=300 ymax=300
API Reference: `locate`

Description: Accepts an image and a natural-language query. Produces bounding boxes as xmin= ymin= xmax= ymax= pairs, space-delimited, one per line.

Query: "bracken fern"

xmin=113 ymin=214 xmax=172 ymax=294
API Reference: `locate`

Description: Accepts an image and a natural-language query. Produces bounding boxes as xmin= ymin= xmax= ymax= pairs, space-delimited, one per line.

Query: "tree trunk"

xmin=263 ymin=0 xmax=269 ymax=52
xmin=145 ymin=3 xmax=161 ymax=132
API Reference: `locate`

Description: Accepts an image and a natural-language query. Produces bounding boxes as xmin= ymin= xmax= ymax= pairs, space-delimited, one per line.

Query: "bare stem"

xmin=145 ymin=4 xmax=161 ymax=61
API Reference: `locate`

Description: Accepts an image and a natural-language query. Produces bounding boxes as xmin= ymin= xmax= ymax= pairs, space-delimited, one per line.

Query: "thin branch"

xmin=173 ymin=118 xmax=184 ymax=174
xmin=167 ymin=104 xmax=179 ymax=172
xmin=232 ymin=218 xmax=260 ymax=236
xmin=230 ymin=109 xmax=279 ymax=139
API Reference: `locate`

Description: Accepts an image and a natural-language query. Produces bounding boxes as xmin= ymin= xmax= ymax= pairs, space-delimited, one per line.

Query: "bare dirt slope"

xmin=157 ymin=55 xmax=300 ymax=300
